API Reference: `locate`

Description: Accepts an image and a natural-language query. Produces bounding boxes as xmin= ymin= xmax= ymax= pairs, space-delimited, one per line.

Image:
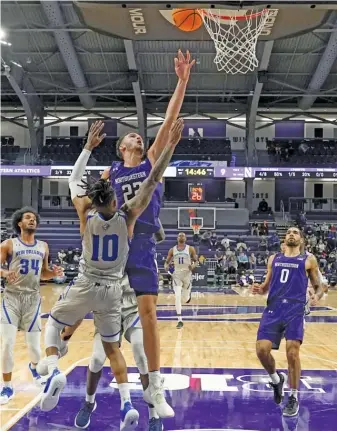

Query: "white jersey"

xmin=173 ymin=244 xmax=191 ymax=274
xmin=6 ymin=237 xmax=45 ymax=294
xmin=79 ymin=210 xmax=129 ymax=282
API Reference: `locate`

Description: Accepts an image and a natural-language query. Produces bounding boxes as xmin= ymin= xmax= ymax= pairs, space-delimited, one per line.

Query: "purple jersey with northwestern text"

xmin=109 ymin=157 xmax=162 ymax=294
xmin=110 ymin=158 xmax=162 ymax=235
xmin=267 ymin=253 xmax=308 ymax=306
xmin=257 ymin=253 xmax=308 ymax=348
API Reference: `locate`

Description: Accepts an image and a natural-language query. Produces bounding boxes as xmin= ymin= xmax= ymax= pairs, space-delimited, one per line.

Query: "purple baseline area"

xmin=41 ymin=306 xmax=336 ymax=323
xmin=10 ymin=367 xmax=337 ymax=431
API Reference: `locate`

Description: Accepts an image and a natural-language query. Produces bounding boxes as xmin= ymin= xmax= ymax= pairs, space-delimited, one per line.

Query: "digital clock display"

xmin=177 ymin=167 xmax=214 ymax=177
xmin=188 ymin=183 xmax=205 ymax=202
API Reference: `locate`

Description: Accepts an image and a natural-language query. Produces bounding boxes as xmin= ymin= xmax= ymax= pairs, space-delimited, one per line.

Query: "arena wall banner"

xmin=182 ymin=120 xmax=226 ymax=138
xmin=0 ymin=165 xmax=52 ymax=176
xmin=191 ymin=265 xmax=208 ymax=287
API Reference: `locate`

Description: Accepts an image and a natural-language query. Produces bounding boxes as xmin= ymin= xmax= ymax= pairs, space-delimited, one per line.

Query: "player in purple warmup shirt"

xmin=252 ymin=227 xmax=324 ymax=417
xmin=101 ymin=50 xmax=195 ymax=418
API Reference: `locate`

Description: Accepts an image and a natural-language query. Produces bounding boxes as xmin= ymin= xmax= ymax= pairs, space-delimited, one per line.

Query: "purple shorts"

xmin=126 ymin=235 xmax=158 ymax=295
xmin=257 ymin=300 xmax=305 ymax=349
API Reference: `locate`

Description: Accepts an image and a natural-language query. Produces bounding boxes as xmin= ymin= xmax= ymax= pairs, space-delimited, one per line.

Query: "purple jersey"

xmin=109 ymin=158 xmax=162 ymax=235
xmin=267 ymin=253 xmax=308 ymax=306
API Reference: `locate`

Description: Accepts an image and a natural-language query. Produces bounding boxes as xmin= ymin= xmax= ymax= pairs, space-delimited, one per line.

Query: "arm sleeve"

xmin=68 ymin=149 xmax=91 ymax=199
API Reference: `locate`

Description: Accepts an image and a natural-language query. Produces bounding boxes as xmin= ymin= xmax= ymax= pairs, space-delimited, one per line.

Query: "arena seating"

xmin=0 ymin=136 xmax=20 ymax=164
xmin=40 ymin=136 xmax=232 ymax=164
xmin=266 ymin=138 xmax=337 ymax=166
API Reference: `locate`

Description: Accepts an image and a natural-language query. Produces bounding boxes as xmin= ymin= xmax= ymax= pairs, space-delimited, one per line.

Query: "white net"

xmin=199 ymin=8 xmax=270 ymax=74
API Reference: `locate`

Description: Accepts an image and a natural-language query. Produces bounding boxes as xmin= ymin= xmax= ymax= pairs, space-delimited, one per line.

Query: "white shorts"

xmin=173 ymin=272 xmax=192 ymax=291
xmin=50 ymin=274 xmax=122 ymax=343
xmin=1 ymin=290 xmax=41 ymax=332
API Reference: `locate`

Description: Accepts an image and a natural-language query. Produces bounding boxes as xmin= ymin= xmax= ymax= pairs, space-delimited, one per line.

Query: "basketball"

xmin=172 ymin=9 xmax=203 ymax=32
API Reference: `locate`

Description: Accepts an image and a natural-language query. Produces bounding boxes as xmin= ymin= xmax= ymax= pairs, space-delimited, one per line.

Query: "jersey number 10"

xmin=91 ymin=234 xmax=119 ymax=262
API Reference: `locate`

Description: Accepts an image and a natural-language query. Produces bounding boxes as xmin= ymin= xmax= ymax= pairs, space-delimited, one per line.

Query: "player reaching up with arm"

xmin=41 ymin=119 xmax=184 ymax=426
xmin=100 ymin=51 xmax=194 ymax=418
xmin=165 ymin=233 xmax=198 ymax=329
xmin=252 ymin=227 xmax=323 ymax=417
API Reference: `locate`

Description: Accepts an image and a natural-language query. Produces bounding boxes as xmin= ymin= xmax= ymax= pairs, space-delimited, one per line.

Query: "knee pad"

xmin=89 ymin=333 xmax=106 ymax=373
xmin=25 ymin=332 xmax=41 ymax=364
xmin=130 ymin=329 xmax=148 ymax=375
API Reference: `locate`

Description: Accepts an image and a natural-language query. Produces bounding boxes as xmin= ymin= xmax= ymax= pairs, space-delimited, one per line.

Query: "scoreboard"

xmin=254 ymin=169 xmax=337 ymax=179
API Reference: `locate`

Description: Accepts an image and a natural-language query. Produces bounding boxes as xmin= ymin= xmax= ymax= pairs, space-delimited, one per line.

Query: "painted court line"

xmin=2 ymin=356 xmax=90 ymax=431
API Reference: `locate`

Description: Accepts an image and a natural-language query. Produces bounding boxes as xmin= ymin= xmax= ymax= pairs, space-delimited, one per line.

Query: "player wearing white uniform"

xmin=0 ymin=207 xmax=63 ymax=405
xmin=39 ymin=276 xmax=163 ymax=430
xmin=40 ymin=120 xmax=183 ymax=429
xmin=165 ymin=233 xmax=198 ymax=328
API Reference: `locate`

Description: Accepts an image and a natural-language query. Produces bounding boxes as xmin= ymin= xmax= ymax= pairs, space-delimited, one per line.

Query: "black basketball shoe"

xmin=269 ymin=372 xmax=286 ymax=404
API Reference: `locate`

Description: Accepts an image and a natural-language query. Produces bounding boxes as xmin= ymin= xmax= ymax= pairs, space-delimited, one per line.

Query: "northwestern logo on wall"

xmin=183 ymin=120 xmax=226 ymax=138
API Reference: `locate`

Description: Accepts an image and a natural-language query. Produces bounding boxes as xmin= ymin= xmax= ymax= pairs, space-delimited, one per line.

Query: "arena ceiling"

xmin=1 ymin=1 xmax=337 ymax=118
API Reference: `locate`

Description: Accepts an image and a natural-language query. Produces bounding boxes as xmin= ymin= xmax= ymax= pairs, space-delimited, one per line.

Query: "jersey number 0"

xmin=91 ymin=234 xmax=119 ymax=262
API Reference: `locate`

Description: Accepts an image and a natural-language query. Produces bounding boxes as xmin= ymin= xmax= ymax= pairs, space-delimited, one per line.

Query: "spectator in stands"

xmin=57 ymin=249 xmax=67 ymax=264
xmin=201 ymin=230 xmax=211 ymax=249
xmin=317 ymin=239 xmax=326 ymax=254
xmin=268 ymin=232 xmax=280 ymax=251
xmin=304 ymin=225 xmax=313 ymax=236
xmin=65 ymin=248 xmax=74 ymax=264
xmin=236 ymin=236 xmax=248 ymax=251
xmin=221 ymin=235 xmax=234 ymax=250
xmin=258 ymin=198 xmax=268 ymax=213
xmin=237 ymin=251 xmax=249 ymax=271
xmin=257 ymin=253 xmax=265 ymax=266
xmin=251 ymin=223 xmax=259 ymax=236
xmin=321 ymin=222 xmax=329 ymax=238
xmin=308 ymin=234 xmax=317 ymax=248
xmin=228 ymin=255 xmax=238 ymax=274
xmin=210 ymin=231 xmax=218 ymax=250
xmin=319 ymin=251 xmax=328 ymax=269
xmin=259 ymin=236 xmax=268 ymax=251
xmin=249 ymin=252 xmax=256 ymax=270
xmin=329 ymin=224 xmax=336 ymax=239
xmin=198 ymin=255 xmax=206 ymax=266
xmin=258 ymin=222 xmax=268 ymax=236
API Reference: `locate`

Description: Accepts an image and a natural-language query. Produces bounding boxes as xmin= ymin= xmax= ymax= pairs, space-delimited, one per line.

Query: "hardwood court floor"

xmin=1 ymin=285 xmax=336 ymax=430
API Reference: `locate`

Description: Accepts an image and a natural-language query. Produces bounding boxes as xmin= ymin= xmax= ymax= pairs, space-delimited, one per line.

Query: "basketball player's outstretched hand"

xmin=5 ymin=270 xmax=19 ymax=284
xmin=85 ymin=120 xmax=107 ymax=150
xmin=310 ymin=293 xmax=319 ymax=306
xmin=174 ymin=49 xmax=195 ymax=82
xmin=169 ymin=118 xmax=184 ymax=146
xmin=251 ymin=283 xmax=263 ymax=295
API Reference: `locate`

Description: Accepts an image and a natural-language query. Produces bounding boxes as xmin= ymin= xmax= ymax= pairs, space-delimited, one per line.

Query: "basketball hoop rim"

xmin=198 ymin=8 xmax=268 ymax=21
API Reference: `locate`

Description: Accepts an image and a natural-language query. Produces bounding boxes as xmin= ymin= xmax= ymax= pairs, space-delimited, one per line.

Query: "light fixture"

xmin=0 ymin=40 xmax=12 ymax=46
xmin=0 ymin=28 xmax=6 ymax=40
xmin=10 ymin=60 xmax=22 ymax=68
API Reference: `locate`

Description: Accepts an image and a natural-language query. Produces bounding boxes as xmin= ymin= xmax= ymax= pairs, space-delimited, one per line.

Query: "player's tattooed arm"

xmin=306 ymin=254 xmax=324 ymax=301
xmin=189 ymin=246 xmax=198 ymax=270
xmin=0 ymin=239 xmax=18 ymax=284
xmin=123 ymin=119 xmax=184 ymax=235
xmin=251 ymin=254 xmax=275 ymax=295
xmin=147 ymin=50 xmax=195 ymax=165
xmin=164 ymin=248 xmax=174 ymax=271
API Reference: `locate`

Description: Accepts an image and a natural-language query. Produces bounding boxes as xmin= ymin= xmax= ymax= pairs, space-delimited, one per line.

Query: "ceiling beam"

xmin=123 ymin=40 xmax=146 ymax=139
xmin=40 ymin=1 xmax=95 ymax=109
xmin=1 ymin=115 xmax=28 ymax=129
xmin=299 ymin=11 xmax=337 ymax=110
